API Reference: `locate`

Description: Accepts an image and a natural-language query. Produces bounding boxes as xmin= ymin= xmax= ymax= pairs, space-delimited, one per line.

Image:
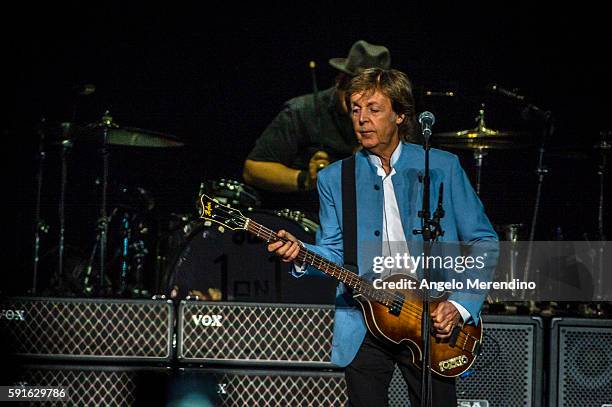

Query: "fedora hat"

xmin=329 ymin=40 xmax=391 ymax=76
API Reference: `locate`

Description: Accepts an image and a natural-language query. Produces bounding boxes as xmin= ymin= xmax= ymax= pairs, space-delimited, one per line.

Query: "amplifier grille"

xmin=179 ymin=302 xmax=334 ymax=365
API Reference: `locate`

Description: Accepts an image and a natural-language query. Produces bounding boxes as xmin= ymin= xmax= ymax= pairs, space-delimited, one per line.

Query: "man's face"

xmin=350 ymin=89 xmax=404 ymax=154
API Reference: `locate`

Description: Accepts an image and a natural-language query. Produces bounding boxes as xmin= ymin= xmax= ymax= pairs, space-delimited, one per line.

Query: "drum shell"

xmin=166 ymin=211 xmax=335 ymax=304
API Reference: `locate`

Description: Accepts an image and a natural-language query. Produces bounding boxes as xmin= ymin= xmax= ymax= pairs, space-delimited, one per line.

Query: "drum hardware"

xmin=81 ymin=198 xmax=154 ymax=298
xmin=83 ymin=112 xmax=184 ymax=295
xmin=274 ymin=209 xmax=319 ymax=233
xmin=32 ymin=122 xmax=77 ymax=295
xmin=493 ymin=223 xmax=525 ymax=303
xmin=522 ymin=106 xmax=554 ymax=299
xmin=200 ymin=179 xmax=261 ymax=210
xmin=31 ymin=118 xmax=48 ymax=295
xmin=28 ymin=110 xmax=183 ymax=297
xmin=482 ymin=85 xmax=552 ymax=299
xmin=473 ymin=149 xmax=487 ymax=196
xmin=56 ymin=136 xmax=74 ymax=295
xmin=31 ymin=121 xmax=78 ymax=295
xmin=594 ymin=131 xmax=610 ymax=300
xmin=83 ymin=207 xmax=118 ymax=295
xmin=89 ymin=111 xmax=115 ymax=295
xmin=487 ymin=222 xmax=528 ymax=310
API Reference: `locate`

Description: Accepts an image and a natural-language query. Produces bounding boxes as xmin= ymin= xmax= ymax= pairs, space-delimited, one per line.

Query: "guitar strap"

xmin=341 ymin=154 xmax=358 ymax=275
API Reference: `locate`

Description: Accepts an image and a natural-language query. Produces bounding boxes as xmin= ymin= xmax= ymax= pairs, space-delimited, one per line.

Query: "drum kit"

xmin=29 ymin=95 xmax=610 ymax=314
xmin=30 ymin=115 xmax=324 ymax=301
xmin=31 ymin=113 xmax=185 ymax=298
xmin=429 ymin=101 xmax=610 ymax=314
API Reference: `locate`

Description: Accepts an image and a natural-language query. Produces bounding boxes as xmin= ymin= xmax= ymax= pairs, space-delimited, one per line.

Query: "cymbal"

xmin=39 ymin=122 xmax=185 ymax=148
xmin=434 ymin=106 xmax=530 ymax=150
xmin=83 ymin=125 xmax=185 ymax=148
xmin=434 ymin=128 xmax=530 ymax=150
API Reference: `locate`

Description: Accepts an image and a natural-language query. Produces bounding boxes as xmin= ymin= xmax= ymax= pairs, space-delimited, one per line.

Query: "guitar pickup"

xmin=448 ymin=325 xmax=461 ymax=347
xmin=387 ymin=293 xmax=404 ymax=316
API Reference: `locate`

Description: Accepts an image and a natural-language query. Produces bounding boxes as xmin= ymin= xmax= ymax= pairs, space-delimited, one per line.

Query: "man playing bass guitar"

xmin=269 ymin=68 xmax=499 ymax=407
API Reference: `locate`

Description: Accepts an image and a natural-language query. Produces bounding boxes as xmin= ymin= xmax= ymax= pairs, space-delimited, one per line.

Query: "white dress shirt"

xmin=367 ymin=142 xmax=471 ymax=323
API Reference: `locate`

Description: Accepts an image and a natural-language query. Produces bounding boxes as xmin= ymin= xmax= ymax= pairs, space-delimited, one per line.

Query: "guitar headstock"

xmin=198 ymin=194 xmax=248 ymax=231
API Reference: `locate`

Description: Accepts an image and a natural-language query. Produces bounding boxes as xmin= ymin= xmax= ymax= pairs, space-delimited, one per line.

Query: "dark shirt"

xmin=248 ymin=86 xmax=357 ymax=169
xmin=247 ymin=86 xmax=358 ymax=215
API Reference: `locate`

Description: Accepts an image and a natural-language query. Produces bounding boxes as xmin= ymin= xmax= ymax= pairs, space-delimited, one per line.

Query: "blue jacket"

xmin=294 ymin=142 xmax=499 ymax=367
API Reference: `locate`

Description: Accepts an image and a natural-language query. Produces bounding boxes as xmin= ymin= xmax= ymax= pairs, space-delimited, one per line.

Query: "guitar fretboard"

xmin=245 ymin=218 xmax=396 ymax=306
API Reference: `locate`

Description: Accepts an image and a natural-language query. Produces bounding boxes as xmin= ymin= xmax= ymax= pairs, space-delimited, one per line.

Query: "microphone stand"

xmin=413 ymin=121 xmax=445 ymax=407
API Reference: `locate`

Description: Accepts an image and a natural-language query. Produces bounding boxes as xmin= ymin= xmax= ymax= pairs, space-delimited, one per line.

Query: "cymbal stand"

xmin=31 ymin=119 xmax=49 ymax=294
xmin=118 ymin=212 xmax=131 ymax=296
xmin=522 ymin=110 xmax=553 ymax=298
xmin=83 ymin=207 xmax=118 ymax=295
xmin=473 ymin=106 xmax=488 ymax=195
xmin=55 ymin=134 xmax=73 ymax=293
xmin=96 ymin=111 xmax=114 ymax=295
xmin=474 ymin=148 xmax=487 ymax=195
xmin=595 ymin=131 xmax=610 ymax=300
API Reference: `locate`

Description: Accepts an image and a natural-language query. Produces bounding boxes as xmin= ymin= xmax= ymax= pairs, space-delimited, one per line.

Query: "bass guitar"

xmin=198 ymin=194 xmax=483 ymax=377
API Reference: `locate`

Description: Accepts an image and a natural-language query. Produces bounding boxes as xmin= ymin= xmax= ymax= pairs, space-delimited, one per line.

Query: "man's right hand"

xmin=267 ymin=229 xmax=303 ymax=265
xmin=306 ymin=150 xmax=330 ymax=189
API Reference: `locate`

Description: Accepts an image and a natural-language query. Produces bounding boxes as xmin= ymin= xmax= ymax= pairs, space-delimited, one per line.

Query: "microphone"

xmin=418 ymin=111 xmax=435 ymax=140
xmin=489 ymin=84 xmax=547 ymax=119
xmin=72 ymin=83 xmax=96 ymax=96
xmin=488 ymin=84 xmax=525 ymax=101
xmin=425 ymin=90 xmax=455 ymax=97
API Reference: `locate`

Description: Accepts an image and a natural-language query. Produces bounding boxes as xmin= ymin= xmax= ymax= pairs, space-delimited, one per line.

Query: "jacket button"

xmin=374 ymin=184 xmax=380 ymax=190
xmin=374 ymin=230 xmax=380 ymax=236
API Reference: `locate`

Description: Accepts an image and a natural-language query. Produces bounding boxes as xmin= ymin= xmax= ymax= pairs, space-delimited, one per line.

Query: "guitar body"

xmin=354 ymin=274 xmax=482 ymax=377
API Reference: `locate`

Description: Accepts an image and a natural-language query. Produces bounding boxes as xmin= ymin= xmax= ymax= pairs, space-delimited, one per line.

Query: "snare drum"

xmin=165 ymin=210 xmax=335 ymax=304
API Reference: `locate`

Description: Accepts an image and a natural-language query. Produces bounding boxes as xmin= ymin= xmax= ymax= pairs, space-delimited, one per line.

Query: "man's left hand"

xmin=431 ymin=301 xmax=462 ymax=339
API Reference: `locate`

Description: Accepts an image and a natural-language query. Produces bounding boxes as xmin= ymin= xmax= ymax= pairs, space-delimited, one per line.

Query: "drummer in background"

xmin=243 ymin=40 xmax=391 ymax=217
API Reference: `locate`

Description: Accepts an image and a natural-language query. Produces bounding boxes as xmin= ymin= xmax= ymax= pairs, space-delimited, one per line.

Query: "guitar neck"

xmin=245 ymin=218 xmax=389 ymax=303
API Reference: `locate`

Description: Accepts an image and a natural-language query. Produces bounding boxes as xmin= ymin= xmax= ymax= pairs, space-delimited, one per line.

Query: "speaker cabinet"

xmin=3 ymin=364 xmax=170 ymax=406
xmin=178 ymin=301 xmax=334 ymax=366
xmin=454 ymin=315 xmax=544 ymax=407
xmin=0 ymin=297 xmax=173 ymax=362
xmin=549 ymin=317 xmax=612 ymax=407
xmin=173 ymin=368 xmax=347 ymax=406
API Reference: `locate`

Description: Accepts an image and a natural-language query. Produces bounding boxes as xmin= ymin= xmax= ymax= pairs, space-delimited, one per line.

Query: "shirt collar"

xmin=367 ymin=141 xmax=403 ymax=175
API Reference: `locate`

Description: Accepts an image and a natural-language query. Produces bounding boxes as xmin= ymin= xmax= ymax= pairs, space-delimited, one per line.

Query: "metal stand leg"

xmin=32 ymin=120 xmax=49 ymax=294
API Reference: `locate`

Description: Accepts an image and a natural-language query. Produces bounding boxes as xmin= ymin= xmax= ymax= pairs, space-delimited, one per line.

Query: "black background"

xmin=5 ymin=2 xmax=611 ymax=294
